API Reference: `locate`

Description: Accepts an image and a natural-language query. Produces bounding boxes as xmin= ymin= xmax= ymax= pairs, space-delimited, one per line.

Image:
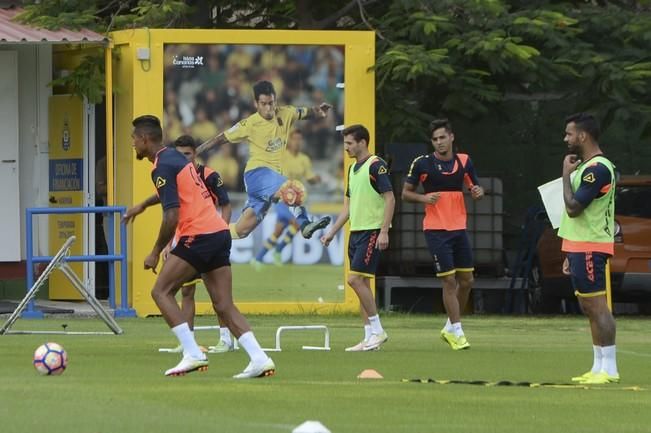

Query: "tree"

xmin=15 ymin=0 xmax=651 ymax=139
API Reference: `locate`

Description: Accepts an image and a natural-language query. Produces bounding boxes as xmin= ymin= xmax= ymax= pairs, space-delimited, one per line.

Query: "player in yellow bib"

xmin=197 ymin=81 xmax=332 ymax=240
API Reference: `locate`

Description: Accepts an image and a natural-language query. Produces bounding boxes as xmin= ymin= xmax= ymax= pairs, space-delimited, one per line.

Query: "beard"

xmin=136 ymin=152 xmax=145 ymax=161
xmin=567 ymin=143 xmax=582 ymax=156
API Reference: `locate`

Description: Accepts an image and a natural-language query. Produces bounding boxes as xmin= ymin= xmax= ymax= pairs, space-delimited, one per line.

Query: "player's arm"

xmin=401 ymin=157 xmax=440 ymax=205
xmin=463 ymin=157 xmax=484 ymax=200
xmin=321 ymin=196 xmax=349 ymax=247
xmin=122 ymin=194 xmax=160 ymax=224
xmin=301 ymin=103 xmax=332 ymax=120
xmin=145 ymin=208 xmax=179 ymax=273
xmin=564 ymin=160 xmax=611 ymax=218
xmin=205 ymin=170 xmax=232 ymax=223
xmin=195 ymin=133 xmax=230 ymax=163
xmin=378 ymin=191 xmax=395 ymax=250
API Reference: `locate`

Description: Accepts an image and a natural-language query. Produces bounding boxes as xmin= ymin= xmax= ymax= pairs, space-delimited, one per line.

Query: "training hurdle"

xmin=158 ymin=326 xmax=239 ymax=352
xmin=262 ymin=325 xmax=331 ymax=352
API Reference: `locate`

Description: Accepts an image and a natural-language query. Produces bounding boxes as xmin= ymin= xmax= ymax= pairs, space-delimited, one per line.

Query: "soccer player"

xmin=196 ymin=80 xmax=332 ymax=241
xmin=252 ymin=129 xmax=322 ymax=268
xmin=126 ymin=135 xmax=236 ymax=354
xmin=402 ymin=118 xmax=484 ymax=351
xmin=321 ymin=124 xmax=394 ymax=351
xmin=560 ymin=113 xmax=619 ymax=384
xmin=125 ymin=115 xmax=274 ymax=378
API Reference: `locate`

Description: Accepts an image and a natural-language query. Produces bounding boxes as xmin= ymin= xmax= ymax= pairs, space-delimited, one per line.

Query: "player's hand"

xmin=162 ymin=245 xmax=171 ymax=261
xmin=316 ymin=102 xmax=332 ymax=118
xmin=122 ymin=204 xmax=145 ymax=224
xmin=562 ymin=257 xmax=570 ymax=275
xmin=320 ymin=233 xmax=334 ymax=247
xmin=377 ymin=231 xmax=389 ymax=250
xmin=144 ymin=251 xmax=159 ymax=274
xmin=563 ymin=154 xmax=581 ymax=176
xmin=470 ymin=185 xmax=484 ymax=200
xmin=422 ymin=192 xmax=440 ymax=205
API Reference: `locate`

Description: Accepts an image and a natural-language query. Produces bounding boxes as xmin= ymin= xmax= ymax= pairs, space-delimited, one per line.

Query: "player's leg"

xmin=180 ymin=282 xmax=197 ymax=330
xmin=200 ymin=231 xmax=274 ymax=378
xmin=152 ymin=254 xmax=208 ymax=376
xmin=233 ymin=167 xmax=285 ymax=239
xmin=449 ymin=230 xmax=475 ymax=344
xmin=274 ymin=220 xmax=299 ymax=265
xmin=346 ymin=230 xmax=387 ymax=351
xmin=425 ymin=230 xmax=468 ymax=350
xmin=252 ymin=203 xmax=290 ymax=267
xmin=570 ymin=252 xmax=618 ymax=384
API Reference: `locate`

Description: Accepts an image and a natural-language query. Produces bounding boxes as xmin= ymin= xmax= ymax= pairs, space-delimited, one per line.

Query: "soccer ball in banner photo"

xmin=33 ymin=342 xmax=68 ymax=376
xmin=278 ymin=179 xmax=307 ymax=206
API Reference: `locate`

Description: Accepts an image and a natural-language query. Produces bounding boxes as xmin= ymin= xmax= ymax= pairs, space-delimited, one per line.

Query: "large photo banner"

xmin=163 ymin=43 xmax=345 ymax=303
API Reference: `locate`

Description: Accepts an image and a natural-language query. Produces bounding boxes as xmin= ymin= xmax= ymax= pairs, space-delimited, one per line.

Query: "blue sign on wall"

xmin=49 ymin=159 xmax=83 ymax=191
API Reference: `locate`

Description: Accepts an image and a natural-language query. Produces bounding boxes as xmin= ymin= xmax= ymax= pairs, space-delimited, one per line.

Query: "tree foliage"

xmin=15 ymin=0 xmax=651 ymax=138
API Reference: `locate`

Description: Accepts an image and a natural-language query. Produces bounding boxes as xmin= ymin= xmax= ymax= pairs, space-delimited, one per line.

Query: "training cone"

xmin=292 ymin=420 xmax=331 ymax=433
xmin=357 ymin=369 xmax=384 ymax=379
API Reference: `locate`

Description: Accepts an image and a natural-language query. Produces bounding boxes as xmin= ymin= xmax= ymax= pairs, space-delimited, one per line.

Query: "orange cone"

xmin=357 ymin=369 xmax=383 ymax=379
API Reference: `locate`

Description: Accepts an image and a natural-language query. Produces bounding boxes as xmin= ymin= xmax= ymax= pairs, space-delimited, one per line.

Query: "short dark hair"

xmin=173 ymin=135 xmax=197 ymax=149
xmin=430 ymin=118 xmax=453 ymax=137
xmin=132 ymin=115 xmax=162 ymax=142
xmin=342 ymin=124 xmax=370 ymax=145
xmin=565 ymin=112 xmax=600 ymax=141
xmin=253 ymin=80 xmax=276 ymax=101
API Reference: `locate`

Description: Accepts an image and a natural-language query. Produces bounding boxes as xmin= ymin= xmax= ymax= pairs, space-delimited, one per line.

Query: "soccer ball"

xmin=33 ymin=342 xmax=68 ymax=376
xmin=278 ymin=179 xmax=307 ymax=206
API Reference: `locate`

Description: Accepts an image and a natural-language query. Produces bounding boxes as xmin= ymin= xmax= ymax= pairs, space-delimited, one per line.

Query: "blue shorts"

xmin=171 ymin=230 xmax=231 ymax=274
xmin=348 ymin=229 xmax=381 ymax=277
xmin=567 ymin=252 xmax=608 ymax=297
xmin=424 ymin=230 xmax=474 ymax=277
xmin=274 ymin=202 xmax=295 ymax=225
xmin=243 ymin=167 xmax=287 ymax=222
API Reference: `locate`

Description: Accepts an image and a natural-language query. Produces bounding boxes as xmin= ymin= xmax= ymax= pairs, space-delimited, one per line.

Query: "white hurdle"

xmin=262 ymin=325 xmax=331 ymax=352
xmin=158 ymin=326 xmax=238 ymax=352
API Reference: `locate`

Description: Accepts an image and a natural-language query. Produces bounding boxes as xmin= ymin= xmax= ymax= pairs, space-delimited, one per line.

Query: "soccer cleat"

xmin=207 ymin=340 xmax=235 ymax=354
xmin=272 ymin=251 xmax=283 ymax=266
xmin=345 ymin=340 xmax=368 ymax=352
xmin=301 ymin=216 xmax=331 ymax=239
xmin=164 ymin=355 xmax=209 ymax=376
xmin=233 ymin=358 xmax=276 ymax=379
xmin=571 ymin=371 xmax=596 ymax=382
xmin=440 ymin=330 xmax=470 ymax=350
xmin=579 ymin=371 xmax=620 ymax=384
xmin=363 ymin=331 xmax=388 ymax=351
xmin=249 ymin=258 xmax=263 ymax=271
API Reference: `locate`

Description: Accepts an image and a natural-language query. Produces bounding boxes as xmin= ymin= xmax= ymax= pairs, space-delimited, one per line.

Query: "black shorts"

xmin=348 ymin=229 xmax=381 ymax=277
xmin=424 ymin=229 xmax=474 ymax=277
xmin=171 ymin=230 xmax=231 ymax=274
xmin=567 ymin=251 xmax=608 ymax=297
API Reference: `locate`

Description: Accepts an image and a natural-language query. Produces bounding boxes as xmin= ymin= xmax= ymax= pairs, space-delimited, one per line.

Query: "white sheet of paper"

xmin=537 ymin=172 xmax=576 ymax=229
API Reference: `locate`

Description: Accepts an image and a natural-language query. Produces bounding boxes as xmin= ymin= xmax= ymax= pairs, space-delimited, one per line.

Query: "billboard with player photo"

xmin=163 ymin=43 xmax=346 ymax=303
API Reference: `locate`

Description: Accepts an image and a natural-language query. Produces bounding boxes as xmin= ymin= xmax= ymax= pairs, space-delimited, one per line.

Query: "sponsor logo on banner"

xmin=172 ymin=55 xmax=204 ymax=69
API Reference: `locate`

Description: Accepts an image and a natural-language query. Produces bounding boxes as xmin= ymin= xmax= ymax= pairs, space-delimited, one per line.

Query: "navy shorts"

xmin=348 ymin=229 xmax=381 ymax=277
xmin=424 ymin=230 xmax=474 ymax=277
xmin=567 ymin=252 xmax=608 ymax=297
xmin=171 ymin=230 xmax=231 ymax=274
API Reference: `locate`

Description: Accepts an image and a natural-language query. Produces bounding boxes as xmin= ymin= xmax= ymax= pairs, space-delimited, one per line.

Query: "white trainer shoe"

xmin=207 ymin=340 xmax=236 ymax=354
xmin=164 ymin=355 xmax=209 ymax=376
xmin=233 ymin=358 xmax=276 ymax=379
xmin=363 ymin=331 xmax=388 ymax=351
xmin=345 ymin=340 xmax=368 ymax=352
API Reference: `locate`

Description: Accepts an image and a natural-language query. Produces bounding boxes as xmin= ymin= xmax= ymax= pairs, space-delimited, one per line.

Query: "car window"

xmin=616 ymin=186 xmax=651 ymax=218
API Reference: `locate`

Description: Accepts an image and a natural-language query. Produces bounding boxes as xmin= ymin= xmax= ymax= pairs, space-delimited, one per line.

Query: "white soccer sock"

xmin=220 ymin=327 xmax=232 ymax=345
xmin=451 ymin=322 xmax=464 ymax=337
xmin=591 ymin=345 xmax=603 ymax=374
xmin=368 ymin=315 xmax=384 ymax=335
xmin=601 ymin=345 xmax=618 ymax=376
xmin=238 ymin=331 xmax=269 ymax=365
xmin=172 ymin=322 xmax=204 ymax=359
xmin=444 ymin=318 xmax=453 ymax=332
xmin=363 ymin=324 xmax=372 ymax=341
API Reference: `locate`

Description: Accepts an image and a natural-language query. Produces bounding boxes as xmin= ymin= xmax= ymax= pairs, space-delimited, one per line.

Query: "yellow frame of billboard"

xmin=109 ymin=29 xmax=375 ymax=317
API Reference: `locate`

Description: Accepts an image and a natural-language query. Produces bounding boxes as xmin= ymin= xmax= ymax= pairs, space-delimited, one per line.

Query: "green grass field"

xmin=1 ymin=314 xmax=650 ymax=433
xmin=196 ymin=264 xmax=344 ymax=303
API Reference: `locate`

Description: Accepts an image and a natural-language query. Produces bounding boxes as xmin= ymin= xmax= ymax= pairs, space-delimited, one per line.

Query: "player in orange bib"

xmin=124 ymin=115 xmax=274 ymax=378
xmin=402 ymin=118 xmax=484 ymax=351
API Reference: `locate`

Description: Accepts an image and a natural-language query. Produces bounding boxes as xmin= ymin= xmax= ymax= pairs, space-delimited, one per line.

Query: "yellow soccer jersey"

xmin=224 ymin=105 xmax=308 ymax=173
xmin=282 ymin=151 xmax=315 ymax=181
